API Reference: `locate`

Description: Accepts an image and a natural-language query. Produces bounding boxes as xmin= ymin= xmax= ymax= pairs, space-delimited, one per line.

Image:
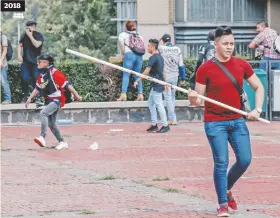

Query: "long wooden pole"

xmin=66 ymin=49 xmax=270 ymax=124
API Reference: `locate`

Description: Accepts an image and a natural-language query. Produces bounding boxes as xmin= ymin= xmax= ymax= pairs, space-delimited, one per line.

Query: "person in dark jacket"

xmin=190 ymin=30 xmax=216 ymax=89
xmin=17 ymin=21 xmax=44 ymax=103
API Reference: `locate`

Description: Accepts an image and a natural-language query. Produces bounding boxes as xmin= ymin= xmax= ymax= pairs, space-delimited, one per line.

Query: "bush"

xmin=1 ymin=59 xmax=197 ymax=103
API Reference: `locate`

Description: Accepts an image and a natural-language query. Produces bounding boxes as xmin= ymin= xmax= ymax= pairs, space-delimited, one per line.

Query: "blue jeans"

xmin=122 ymin=52 xmax=143 ymax=93
xmin=1 ymin=66 xmax=12 ymax=101
xmin=148 ymin=88 xmax=168 ymax=127
xmin=260 ymin=56 xmax=280 ymax=70
xmin=204 ymin=118 xmax=252 ymax=204
xmin=21 ymin=62 xmax=40 ymax=97
xmin=163 ymin=77 xmax=178 ymax=121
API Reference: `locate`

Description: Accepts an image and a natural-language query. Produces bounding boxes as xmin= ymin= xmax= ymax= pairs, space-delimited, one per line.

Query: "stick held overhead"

xmin=65 ymin=49 xmax=270 ymax=124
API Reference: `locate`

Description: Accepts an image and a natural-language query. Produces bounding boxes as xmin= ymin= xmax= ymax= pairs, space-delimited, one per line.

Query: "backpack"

xmin=204 ymin=42 xmax=215 ymax=61
xmin=62 ymin=86 xmax=74 ymax=104
xmin=126 ymin=32 xmax=145 ymax=56
xmin=189 ymin=42 xmax=215 ymax=89
xmin=273 ymin=34 xmax=280 ymax=54
xmin=1 ymin=33 xmax=13 ymax=61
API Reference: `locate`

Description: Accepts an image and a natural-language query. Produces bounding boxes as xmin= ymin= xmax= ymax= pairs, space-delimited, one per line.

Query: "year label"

xmin=1 ymin=1 xmax=25 ymax=12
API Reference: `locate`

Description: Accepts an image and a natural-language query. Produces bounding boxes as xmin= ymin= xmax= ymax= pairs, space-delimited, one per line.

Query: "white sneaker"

xmin=34 ymin=136 xmax=46 ymax=147
xmin=55 ymin=141 xmax=68 ymax=150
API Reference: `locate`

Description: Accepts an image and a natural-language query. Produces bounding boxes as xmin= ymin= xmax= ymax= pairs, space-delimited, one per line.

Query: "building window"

xmin=185 ymin=0 xmax=266 ymax=23
xmin=175 ymin=0 xmax=185 ymax=22
xmin=234 ymin=0 xmax=266 ymax=22
xmin=187 ymin=0 xmax=231 ymax=22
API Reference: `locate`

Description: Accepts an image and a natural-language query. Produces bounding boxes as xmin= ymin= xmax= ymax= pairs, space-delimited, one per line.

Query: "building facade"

xmin=112 ymin=0 xmax=280 ymax=59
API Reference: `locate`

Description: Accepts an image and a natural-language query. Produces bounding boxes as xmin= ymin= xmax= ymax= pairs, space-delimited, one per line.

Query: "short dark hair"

xmin=149 ymin=39 xmax=159 ymax=49
xmin=207 ymin=29 xmax=215 ymax=41
xmin=215 ymin=26 xmax=233 ymax=39
xmin=257 ymin=21 xmax=268 ymax=27
xmin=26 ymin=21 xmax=37 ymax=27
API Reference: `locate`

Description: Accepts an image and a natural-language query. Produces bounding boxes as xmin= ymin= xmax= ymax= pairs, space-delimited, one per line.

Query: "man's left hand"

xmin=180 ymin=80 xmax=185 ymax=86
xmin=75 ymin=95 xmax=83 ymax=102
xmin=26 ymin=29 xmax=33 ymax=38
xmin=247 ymin=109 xmax=261 ymax=121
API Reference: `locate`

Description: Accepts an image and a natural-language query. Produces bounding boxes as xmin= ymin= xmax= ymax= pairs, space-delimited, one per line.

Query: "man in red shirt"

xmin=25 ymin=54 xmax=82 ymax=150
xmin=188 ymin=26 xmax=264 ymax=217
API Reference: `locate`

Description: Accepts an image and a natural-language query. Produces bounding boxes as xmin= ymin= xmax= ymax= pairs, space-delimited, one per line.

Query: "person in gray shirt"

xmin=158 ymin=34 xmax=186 ymax=125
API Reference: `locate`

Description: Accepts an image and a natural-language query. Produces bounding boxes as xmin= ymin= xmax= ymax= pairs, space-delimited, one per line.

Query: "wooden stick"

xmin=66 ymin=49 xmax=270 ymax=124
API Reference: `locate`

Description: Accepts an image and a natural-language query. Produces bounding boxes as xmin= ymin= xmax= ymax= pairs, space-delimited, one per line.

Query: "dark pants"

xmin=21 ymin=62 xmax=40 ymax=98
xmin=204 ymin=118 xmax=252 ymax=204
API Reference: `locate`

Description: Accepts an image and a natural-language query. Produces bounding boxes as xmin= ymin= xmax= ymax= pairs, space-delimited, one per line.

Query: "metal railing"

xmin=268 ymin=60 xmax=280 ymax=121
xmin=248 ymin=60 xmax=280 ymax=121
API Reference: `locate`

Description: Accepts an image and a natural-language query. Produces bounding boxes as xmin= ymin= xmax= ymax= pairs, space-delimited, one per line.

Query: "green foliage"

xmin=1 ymin=59 xmax=197 ymax=103
xmin=1 ymin=0 xmax=117 ymax=62
xmin=2 ymin=62 xmax=109 ymax=103
xmin=37 ymin=0 xmax=117 ymax=61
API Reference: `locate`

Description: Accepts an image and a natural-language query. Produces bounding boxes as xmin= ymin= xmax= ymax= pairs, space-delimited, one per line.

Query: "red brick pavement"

xmin=1 ymin=122 xmax=280 ymax=217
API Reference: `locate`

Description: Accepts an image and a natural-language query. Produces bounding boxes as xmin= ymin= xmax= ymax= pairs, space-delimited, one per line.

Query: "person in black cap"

xmin=17 ymin=20 xmax=44 ymax=103
xmin=25 ymin=53 xmax=82 ymax=150
xmin=158 ymin=33 xmax=186 ymax=125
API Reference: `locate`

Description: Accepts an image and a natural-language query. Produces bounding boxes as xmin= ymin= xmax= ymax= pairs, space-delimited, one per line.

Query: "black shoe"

xmin=156 ymin=125 xmax=170 ymax=133
xmin=147 ymin=124 xmax=159 ymax=132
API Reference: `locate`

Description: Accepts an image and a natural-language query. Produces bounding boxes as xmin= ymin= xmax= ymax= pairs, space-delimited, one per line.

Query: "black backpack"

xmin=204 ymin=43 xmax=215 ymax=61
xmin=63 ymin=86 xmax=74 ymax=104
xmin=1 ymin=33 xmax=13 ymax=61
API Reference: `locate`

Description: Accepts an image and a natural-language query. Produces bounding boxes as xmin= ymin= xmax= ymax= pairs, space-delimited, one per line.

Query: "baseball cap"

xmin=37 ymin=53 xmax=54 ymax=64
xmin=26 ymin=21 xmax=37 ymax=26
xmin=161 ymin=34 xmax=171 ymax=42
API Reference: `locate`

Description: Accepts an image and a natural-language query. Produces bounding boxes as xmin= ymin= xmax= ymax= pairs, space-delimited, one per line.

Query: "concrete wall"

xmin=268 ymin=0 xmax=280 ymax=32
xmin=137 ymin=0 xmax=175 ymax=60
xmin=0 ymin=101 xmax=203 ymax=125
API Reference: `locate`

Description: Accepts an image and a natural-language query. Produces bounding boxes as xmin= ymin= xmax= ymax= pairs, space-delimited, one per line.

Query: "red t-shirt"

xmin=196 ymin=57 xmax=254 ymax=122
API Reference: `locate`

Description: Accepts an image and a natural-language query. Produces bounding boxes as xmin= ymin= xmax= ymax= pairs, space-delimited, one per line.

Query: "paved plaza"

xmin=1 ymin=121 xmax=280 ymax=217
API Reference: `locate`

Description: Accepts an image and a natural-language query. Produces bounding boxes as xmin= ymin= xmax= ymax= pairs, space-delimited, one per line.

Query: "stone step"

xmin=1 ymin=100 xmax=204 ymax=125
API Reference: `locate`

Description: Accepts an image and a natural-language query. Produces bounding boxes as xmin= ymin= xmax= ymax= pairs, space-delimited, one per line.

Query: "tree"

xmin=1 ymin=0 xmax=117 ymax=61
xmin=38 ymin=0 xmax=117 ymax=61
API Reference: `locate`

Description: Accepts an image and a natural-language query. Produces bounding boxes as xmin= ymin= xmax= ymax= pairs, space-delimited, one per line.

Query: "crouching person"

xmin=25 ymin=54 xmax=82 ymax=150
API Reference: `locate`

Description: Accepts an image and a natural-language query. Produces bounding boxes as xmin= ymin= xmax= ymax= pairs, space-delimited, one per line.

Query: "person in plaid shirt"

xmin=249 ymin=21 xmax=280 ymax=70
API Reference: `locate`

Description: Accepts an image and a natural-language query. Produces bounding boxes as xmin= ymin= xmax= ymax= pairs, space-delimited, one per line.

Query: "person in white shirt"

xmin=158 ymin=34 xmax=186 ymax=125
xmin=118 ymin=21 xmax=145 ymax=101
